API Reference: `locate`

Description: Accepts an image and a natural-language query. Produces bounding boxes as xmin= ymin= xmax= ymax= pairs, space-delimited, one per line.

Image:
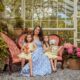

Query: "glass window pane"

xmin=25 ymin=21 xmax=32 ymax=28
xmin=77 ymin=17 xmax=80 ymax=39
xmin=49 ymin=0 xmax=57 ymax=19
xmin=78 ymin=18 xmax=80 ymax=32
xmin=25 ymin=0 xmax=32 ymax=5
xmin=58 ymin=20 xmax=65 ymax=28
xmin=4 ymin=0 xmax=21 ymax=18
xmin=58 ymin=31 xmax=74 ymax=44
xmin=49 ymin=20 xmax=57 ymax=28
xmin=33 ymin=6 xmax=42 ymax=20
xmin=78 ymin=33 xmax=80 ymax=39
xmin=25 ymin=5 xmax=32 ymax=20
xmin=33 ymin=0 xmax=42 ymax=5
xmin=41 ymin=21 xmax=49 ymax=28
xmin=33 ymin=20 xmax=41 ymax=27
xmin=77 ymin=42 xmax=80 ymax=47
xmin=66 ymin=20 xmax=73 ymax=28
xmin=77 ymin=0 xmax=80 ymax=16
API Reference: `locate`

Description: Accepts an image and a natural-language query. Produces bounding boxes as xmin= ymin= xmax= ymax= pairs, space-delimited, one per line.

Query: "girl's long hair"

xmin=25 ymin=32 xmax=33 ymax=43
xmin=43 ymin=35 xmax=50 ymax=47
xmin=33 ymin=26 xmax=43 ymax=41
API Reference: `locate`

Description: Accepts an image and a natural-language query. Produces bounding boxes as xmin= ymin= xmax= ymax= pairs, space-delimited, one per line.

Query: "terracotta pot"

xmin=68 ymin=59 xmax=80 ymax=70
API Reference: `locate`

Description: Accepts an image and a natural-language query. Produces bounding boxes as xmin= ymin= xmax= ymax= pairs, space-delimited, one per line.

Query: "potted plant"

xmin=63 ymin=43 xmax=80 ymax=70
xmin=0 ymin=1 xmax=4 ymax=12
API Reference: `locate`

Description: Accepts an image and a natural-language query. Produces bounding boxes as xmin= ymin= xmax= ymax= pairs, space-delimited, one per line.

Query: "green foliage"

xmin=0 ymin=36 xmax=8 ymax=67
xmin=0 ymin=1 xmax=4 ymax=12
xmin=0 ymin=31 xmax=8 ymax=68
xmin=63 ymin=47 xmax=80 ymax=61
xmin=0 ymin=0 xmax=80 ymax=47
xmin=14 ymin=17 xmax=23 ymax=28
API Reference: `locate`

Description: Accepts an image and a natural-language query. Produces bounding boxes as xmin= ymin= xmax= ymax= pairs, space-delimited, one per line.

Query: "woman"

xmin=21 ymin=26 xmax=52 ymax=76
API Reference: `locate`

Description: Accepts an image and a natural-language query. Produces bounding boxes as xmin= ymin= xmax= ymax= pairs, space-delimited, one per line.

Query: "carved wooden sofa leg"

xmin=61 ymin=59 xmax=64 ymax=69
xmin=8 ymin=54 xmax=12 ymax=75
xmin=3 ymin=64 xmax=8 ymax=72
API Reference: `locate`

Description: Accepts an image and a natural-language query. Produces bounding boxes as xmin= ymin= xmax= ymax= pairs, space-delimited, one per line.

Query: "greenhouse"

xmin=0 ymin=0 xmax=80 ymax=45
xmin=0 ymin=0 xmax=80 ymax=80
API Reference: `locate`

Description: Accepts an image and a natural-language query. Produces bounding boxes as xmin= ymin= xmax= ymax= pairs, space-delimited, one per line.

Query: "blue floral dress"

xmin=21 ymin=40 xmax=52 ymax=76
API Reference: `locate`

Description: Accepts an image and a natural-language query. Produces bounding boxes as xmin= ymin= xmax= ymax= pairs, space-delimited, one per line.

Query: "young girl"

xmin=49 ymin=39 xmax=59 ymax=72
xmin=43 ymin=35 xmax=61 ymax=72
xmin=18 ymin=33 xmax=37 ymax=76
xmin=43 ymin=35 xmax=56 ymax=72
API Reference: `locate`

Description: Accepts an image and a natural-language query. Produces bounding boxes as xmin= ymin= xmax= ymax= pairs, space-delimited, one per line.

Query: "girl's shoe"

xmin=53 ymin=68 xmax=57 ymax=72
xmin=54 ymin=70 xmax=57 ymax=72
xmin=30 ymin=74 xmax=33 ymax=77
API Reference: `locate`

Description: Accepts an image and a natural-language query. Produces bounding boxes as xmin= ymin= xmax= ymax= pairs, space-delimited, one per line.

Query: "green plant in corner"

xmin=63 ymin=43 xmax=80 ymax=61
xmin=0 ymin=30 xmax=8 ymax=69
xmin=0 ymin=1 xmax=4 ymax=12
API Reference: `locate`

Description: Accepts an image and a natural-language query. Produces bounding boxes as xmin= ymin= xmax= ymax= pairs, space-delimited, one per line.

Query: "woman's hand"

xmin=43 ymin=44 xmax=50 ymax=52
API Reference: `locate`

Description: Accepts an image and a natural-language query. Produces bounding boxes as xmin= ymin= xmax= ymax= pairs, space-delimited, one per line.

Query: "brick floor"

xmin=0 ymin=69 xmax=80 ymax=80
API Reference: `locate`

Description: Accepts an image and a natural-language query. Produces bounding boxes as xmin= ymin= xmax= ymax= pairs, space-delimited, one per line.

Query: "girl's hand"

xmin=27 ymin=50 xmax=30 ymax=53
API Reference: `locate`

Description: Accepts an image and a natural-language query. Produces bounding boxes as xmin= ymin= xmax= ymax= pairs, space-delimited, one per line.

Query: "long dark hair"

xmin=33 ymin=26 xmax=43 ymax=41
xmin=25 ymin=32 xmax=33 ymax=43
xmin=43 ymin=35 xmax=50 ymax=47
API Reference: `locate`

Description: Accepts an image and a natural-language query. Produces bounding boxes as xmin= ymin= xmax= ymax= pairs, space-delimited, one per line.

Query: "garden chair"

xmin=1 ymin=32 xmax=22 ymax=73
xmin=1 ymin=31 xmax=31 ymax=73
xmin=49 ymin=34 xmax=64 ymax=68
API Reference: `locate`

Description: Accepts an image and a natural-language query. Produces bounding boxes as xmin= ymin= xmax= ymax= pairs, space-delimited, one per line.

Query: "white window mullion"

xmin=73 ymin=0 xmax=78 ymax=46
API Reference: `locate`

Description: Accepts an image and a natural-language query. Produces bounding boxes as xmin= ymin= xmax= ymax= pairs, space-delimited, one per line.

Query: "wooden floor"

xmin=0 ymin=68 xmax=80 ymax=80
